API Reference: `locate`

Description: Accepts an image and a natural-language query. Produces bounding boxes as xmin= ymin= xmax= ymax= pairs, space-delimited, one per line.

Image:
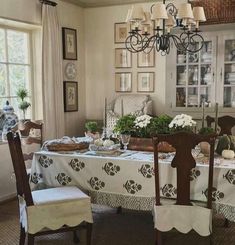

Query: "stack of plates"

xmin=226 ymin=72 xmax=235 ymax=84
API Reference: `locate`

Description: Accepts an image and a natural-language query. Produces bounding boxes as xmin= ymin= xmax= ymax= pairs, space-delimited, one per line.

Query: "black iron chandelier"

xmin=125 ymin=1 xmax=206 ymax=55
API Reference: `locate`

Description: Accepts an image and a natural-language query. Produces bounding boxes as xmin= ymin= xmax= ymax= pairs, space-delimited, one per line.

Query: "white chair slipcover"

xmin=153 ymin=204 xmax=212 ymax=236
xmin=19 ymin=186 xmax=93 ymax=234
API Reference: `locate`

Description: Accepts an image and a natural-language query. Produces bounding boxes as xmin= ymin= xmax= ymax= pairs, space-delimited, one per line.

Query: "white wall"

xmin=84 ymin=1 xmax=188 ymax=120
xmin=57 ymin=1 xmax=86 ymax=136
xmin=84 ymin=4 xmax=166 ymax=119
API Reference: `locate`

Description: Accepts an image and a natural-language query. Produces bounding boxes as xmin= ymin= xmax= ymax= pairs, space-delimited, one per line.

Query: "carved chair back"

xmin=7 ymin=131 xmax=34 ymax=206
xmin=153 ymin=132 xmax=216 ymax=208
xmin=206 ymin=115 xmax=235 ymax=135
xmin=12 ymin=121 xmax=43 ymax=161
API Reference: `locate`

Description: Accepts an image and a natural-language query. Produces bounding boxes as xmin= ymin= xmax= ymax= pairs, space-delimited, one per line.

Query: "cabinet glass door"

xmin=175 ymin=39 xmax=215 ymax=108
xmin=223 ymin=39 xmax=235 ymax=107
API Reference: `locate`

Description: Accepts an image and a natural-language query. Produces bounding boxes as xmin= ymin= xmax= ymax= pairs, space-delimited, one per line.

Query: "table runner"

xmin=30 ymin=150 xmax=235 ymax=222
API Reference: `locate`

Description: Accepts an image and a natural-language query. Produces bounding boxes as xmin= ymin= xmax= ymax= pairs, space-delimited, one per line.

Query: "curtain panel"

xmin=42 ymin=4 xmax=65 ymax=140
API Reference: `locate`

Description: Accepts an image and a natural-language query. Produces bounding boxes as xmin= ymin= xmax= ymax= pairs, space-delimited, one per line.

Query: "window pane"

xmin=9 ymin=65 xmax=30 ymax=96
xmin=7 ymin=30 xmax=29 ymax=64
xmin=0 ymin=29 xmax=6 ymax=62
xmin=0 ymin=64 xmax=7 ymax=96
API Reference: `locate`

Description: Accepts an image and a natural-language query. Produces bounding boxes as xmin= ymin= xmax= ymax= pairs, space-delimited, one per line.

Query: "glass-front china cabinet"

xmin=167 ymin=31 xmax=235 ymax=114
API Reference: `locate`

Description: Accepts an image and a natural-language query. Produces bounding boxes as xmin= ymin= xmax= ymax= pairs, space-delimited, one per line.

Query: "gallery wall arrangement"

xmin=62 ymin=27 xmax=78 ymax=112
xmin=114 ymin=22 xmax=156 ymax=94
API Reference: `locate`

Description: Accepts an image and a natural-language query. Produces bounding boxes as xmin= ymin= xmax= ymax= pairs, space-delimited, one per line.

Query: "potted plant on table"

xmin=85 ymin=121 xmax=100 ymax=140
xmin=16 ymin=88 xmax=31 ymax=121
xmin=114 ymin=114 xmax=175 ymax=152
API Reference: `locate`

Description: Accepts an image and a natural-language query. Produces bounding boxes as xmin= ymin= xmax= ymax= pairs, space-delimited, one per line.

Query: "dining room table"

xmin=30 ymin=149 xmax=235 ymax=222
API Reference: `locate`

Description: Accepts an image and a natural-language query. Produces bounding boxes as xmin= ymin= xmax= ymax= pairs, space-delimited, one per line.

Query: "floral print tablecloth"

xmin=30 ymin=150 xmax=235 ymax=222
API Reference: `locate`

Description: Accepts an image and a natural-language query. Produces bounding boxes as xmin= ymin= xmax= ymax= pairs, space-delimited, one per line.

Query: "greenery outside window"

xmin=0 ymin=26 xmax=33 ymax=119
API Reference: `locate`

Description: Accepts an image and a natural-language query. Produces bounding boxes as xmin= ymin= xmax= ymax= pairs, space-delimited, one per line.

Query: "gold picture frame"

xmin=115 ymin=48 xmax=132 ymax=68
xmin=63 ymin=81 xmax=78 ymax=112
xmin=115 ymin=72 xmax=132 ymax=92
xmin=137 ymin=51 xmax=155 ymax=67
xmin=137 ymin=72 xmax=155 ymax=92
xmin=114 ymin=22 xmax=130 ymax=43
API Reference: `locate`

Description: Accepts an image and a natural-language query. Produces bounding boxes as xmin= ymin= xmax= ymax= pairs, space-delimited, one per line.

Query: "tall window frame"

xmin=0 ymin=25 xmax=34 ymax=119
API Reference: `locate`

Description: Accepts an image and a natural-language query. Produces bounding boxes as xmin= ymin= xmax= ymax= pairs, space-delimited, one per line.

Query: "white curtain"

xmin=42 ymin=4 xmax=65 ymax=140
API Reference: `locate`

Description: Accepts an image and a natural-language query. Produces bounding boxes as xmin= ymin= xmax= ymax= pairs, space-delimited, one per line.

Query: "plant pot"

xmin=127 ymin=137 xmax=175 ymax=152
xmin=200 ymin=142 xmax=210 ymax=156
xmin=85 ymin=131 xmax=100 ymax=140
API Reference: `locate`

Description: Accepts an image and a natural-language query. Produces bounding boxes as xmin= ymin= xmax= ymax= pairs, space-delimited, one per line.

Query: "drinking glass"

xmin=120 ymin=134 xmax=131 ymax=151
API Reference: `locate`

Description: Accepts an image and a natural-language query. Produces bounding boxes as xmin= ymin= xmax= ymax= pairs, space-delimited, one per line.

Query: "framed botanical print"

xmin=137 ymin=72 xmax=155 ymax=92
xmin=63 ymin=81 xmax=78 ymax=112
xmin=115 ymin=72 xmax=132 ymax=92
xmin=114 ymin=22 xmax=130 ymax=43
xmin=62 ymin=27 xmax=77 ymax=60
xmin=137 ymin=51 xmax=155 ymax=67
xmin=115 ymin=48 xmax=132 ymax=68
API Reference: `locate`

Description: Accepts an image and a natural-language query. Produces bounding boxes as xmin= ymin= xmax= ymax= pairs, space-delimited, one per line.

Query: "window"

xmin=0 ymin=27 xmax=32 ymax=118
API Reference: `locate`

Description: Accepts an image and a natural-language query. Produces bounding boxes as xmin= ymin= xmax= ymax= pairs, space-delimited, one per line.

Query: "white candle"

xmin=202 ymin=99 xmax=205 ymax=128
xmin=215 ymin=103 xmax=218 ymax=133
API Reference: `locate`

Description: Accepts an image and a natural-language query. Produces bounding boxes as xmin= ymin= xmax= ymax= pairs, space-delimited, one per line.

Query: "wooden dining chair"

xmin=206 ymin=115 xmax=235 ymax=135
xmin=7 ymin=131 xmax=93 ymax=245
xmin=153 ymin=132 xmax=216 ymax=245
xmin=11 ymin=120 xmax=43 ymax=161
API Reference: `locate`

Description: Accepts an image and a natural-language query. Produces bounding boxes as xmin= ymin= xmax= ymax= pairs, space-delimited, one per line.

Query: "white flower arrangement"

xmin=169 ymin=114 xmax=196 ymax=130
xmin=134 ymin=115 xmax=152 ymax=128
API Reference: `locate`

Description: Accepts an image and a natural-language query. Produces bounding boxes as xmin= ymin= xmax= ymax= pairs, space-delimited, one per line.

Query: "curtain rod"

xmin=39 ymin=0 xmax=57 ymax=6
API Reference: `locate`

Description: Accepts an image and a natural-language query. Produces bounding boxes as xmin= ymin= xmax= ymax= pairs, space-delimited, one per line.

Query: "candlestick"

xmin=215 ymin=103 xmax=218 ymax=133
xmin=121 ymin=99 xmax=124 ymax=117
xmin=202 ymin=99 xmax=205 ymax=128
xmin=104 ymin=98 xmax=107 ymax=128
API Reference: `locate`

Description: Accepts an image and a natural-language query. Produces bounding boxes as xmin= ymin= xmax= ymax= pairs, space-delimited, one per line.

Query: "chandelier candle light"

xmin=125 ymin=1 xmax=206 ymax=55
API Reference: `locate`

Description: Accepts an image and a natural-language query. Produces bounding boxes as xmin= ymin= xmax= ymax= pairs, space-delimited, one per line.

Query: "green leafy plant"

xmin=150 ymin=115 xmax=173 ymax=135
xmin=114 ymin=114 xmax=136 ymax=134
xmin=16 ymin=88 xmax=31 ymax=120
xmin=85 ymin=121 xmax=98 ymax=133
xmin=198 ymin=127 xmax=215 ymax=135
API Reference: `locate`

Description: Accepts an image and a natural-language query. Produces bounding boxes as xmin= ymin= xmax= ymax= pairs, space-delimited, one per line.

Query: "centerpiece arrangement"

xmin=114 ymin=114 xmax=176 ymax=152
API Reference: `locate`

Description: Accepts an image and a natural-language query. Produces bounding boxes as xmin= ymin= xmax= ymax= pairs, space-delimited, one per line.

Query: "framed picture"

xmin=115 ymin=72 xmax=132 ymax=92
xmin=137 ymin=51 xmax=155 ymax=67
xmin=62 ymin=27 xmax=77 ymax=60
xmin=63 ymin=81 xmax=78 ymax=112
xmin=115 ymin=48 xmax=132 ymax=68
xmin=137 ymin=72 xmax=155 ymax=92
xmin=114 ymin=22 xmax=130 ymax=43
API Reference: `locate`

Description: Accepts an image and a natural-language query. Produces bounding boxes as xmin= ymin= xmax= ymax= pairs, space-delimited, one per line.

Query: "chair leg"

xmin=87 ymin=223 xmax=93 ymax=245
xmin=224 ymin=218 xmax=230 ymax=228
xmin=27 ymin=234 xmax=34 ymax=245
xmin=209 ymin=233 xmax=213 ymax=245
xmin=155 ymin=229 xmax=162 ymax=245
xmin=19 ymin=225 xmax=26 ymax=245
xmin=117 ymin=206 xmax=122 ymax=214
xmin=73 ymin=230 xmax=80 ymax=244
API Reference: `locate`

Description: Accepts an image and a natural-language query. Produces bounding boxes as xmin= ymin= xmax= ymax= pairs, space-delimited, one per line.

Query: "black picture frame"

xmin=63 ymin=81 xmax=78 ymax=112
xmin=62 ymin=27 xmax=77 ymax=60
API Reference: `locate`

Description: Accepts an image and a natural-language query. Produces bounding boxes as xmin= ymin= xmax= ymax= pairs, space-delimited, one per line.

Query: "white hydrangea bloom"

xmin=169 ymin=114 xmax=196 ymax=129
xmin=134 ymin=115 xmax=152 ymax=128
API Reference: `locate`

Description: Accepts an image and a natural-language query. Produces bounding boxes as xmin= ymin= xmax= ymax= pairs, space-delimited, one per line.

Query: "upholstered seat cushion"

xmin=153 ymin=204 xmax=212 ymax=236
xmin=19 ymin=186 xmax=93 ymax=234
xmin=32 ymin=186 xmax=89 ymax=205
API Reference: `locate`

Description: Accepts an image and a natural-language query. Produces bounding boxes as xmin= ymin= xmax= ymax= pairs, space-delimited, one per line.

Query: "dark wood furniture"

xmin=206 ymin=115 xmax=235 ymax=136
xmin=153 ymin=132 xmax=216 ymax=245
xmin=7 ymin=131 xmax=92 ymax=245
xmin=12 ymin=121 xmax=43 ymax=161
